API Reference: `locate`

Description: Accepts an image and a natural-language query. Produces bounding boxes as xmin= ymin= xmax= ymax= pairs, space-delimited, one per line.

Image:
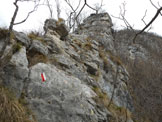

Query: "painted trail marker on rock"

xmin=41 ymin=72 xmax=46 ymax=82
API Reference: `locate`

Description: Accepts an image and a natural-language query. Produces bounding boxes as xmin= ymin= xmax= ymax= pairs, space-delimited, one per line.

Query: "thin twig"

xmin=142 ymin=10 xmax=147 ymax=25
xmin=14 ymin=3 xmax=42 ymax=25
xmin=133 ymin=7 xmax=162 ymax=42
xmin=150 ymin=0 xmax=162 ymax=16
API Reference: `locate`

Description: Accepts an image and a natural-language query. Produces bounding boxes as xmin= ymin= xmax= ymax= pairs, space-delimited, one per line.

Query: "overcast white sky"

xmin=0 ymin=0 xmax=162 ymax=36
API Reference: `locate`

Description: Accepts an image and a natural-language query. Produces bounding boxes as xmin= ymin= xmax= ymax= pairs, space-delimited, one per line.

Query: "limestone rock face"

xmin=14 ymin=31 xmax=31 ymax=47
xmin=0 ymin=13 xmax=136 ymax=122
xmin=0 ymin=39 xmax=5 ymax=52
xmin=25 ymin=63 xmax=109 ymax=122
xmin=29 ymin=39 xmax=48 ymax=56
xmin=76 ymin=13 xmax=114 ymax=52
xmin=1 ymin=46 xmax=29 ymax=98
xmin=44 ymin=19 xmax=69 ymax=39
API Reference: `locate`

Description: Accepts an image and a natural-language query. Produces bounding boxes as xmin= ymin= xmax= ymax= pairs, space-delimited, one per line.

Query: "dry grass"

xmin=92 ymin=86 xmax=133 ymax=122
xmin=99 ymin=49 xmax=123 ymax=74
xmin=56 ymin=18 xmax=64 ymax=25
xmin=13 ymin=43 xmax=22 ymax=54
xmin=28 ymin=31 xmax=45 ymax=44
xmin=72 ymin=39 xmax=82 ymax=48
xmin=107 ymin=51 xmax=122 ymax=66
xmin=99 ymin=50 xmax=110 ymax=73
xmin=0 ymin=28 xmax=15 ymax=40
xmin=85 ymin=37 xmax=92 ymax=41
xmin=0 ymin=85 xmax=36 ymax=122
xmin=0 ymin=28 xmax=9 ymax=39
xmin=82 ymin=41 xmax=93 ymax=50
xmin=27 ymin=52 xmax=49 ymax=67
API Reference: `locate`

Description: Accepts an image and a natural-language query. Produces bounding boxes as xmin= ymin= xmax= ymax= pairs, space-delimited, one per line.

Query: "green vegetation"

xmin=0 ymin=85 xmax=36 ymax=122
xmin=13 ymin=43 xmax=22 ymax=53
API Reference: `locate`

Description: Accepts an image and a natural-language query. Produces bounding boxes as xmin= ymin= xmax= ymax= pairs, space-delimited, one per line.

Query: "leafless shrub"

xmin=114 ymin=29 xmax=162 ymax=122
xmin=127 ymin=58 xmax=162 ymax=122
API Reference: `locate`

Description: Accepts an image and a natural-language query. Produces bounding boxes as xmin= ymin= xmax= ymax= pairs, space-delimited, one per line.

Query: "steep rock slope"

xmin=0 ymin=13 xmax=134 ymax=122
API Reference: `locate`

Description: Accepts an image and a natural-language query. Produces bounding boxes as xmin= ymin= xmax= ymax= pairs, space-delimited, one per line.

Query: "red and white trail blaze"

xmin=41 ymin=72 xmax=46 ymax=82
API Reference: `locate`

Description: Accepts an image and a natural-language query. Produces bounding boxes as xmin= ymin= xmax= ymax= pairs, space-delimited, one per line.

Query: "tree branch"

xmin=9 ymin=0 xmax=19 ymax=34
xmin=133 ymin=7 xmax=162 ymax=42
xmin=150 ymin=0 xmax=162 ymax=16
xmin=111 ymin=2 xmax=134 ymax=30
xmin=14 ymin=2 xmax=41 ymax=25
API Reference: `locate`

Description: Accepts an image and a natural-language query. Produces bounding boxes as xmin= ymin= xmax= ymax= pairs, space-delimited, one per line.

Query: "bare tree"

xmin=8 ymin=0 xmax=41 ymax=43
xmin=64 ymin=0 xmax=104 ymax=31
xmin=133 ymin=1 xmax=162 ymax=42
xmin=55 ymin=0 xmax=61 ymax=19
xmin=111 ymin=2 xmax=134 ymax=30
xmin=64 ymin=0 xmax=82 ymax=31
xmin=93 ymin=0 xmax=105 ymax=14
xmin=112 ymin=1 xmax=162 ymax=43
xmin=46 ymin=0 xmax=53 ymax=18
xmin=0 ymin=0 xmax=41 ymax=64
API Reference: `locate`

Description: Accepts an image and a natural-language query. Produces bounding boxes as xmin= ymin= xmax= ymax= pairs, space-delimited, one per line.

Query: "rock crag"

xmin=0 ymin=13 xmax=146 ymax=122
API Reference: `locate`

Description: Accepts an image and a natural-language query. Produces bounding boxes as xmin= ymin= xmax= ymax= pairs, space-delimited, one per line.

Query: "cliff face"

xmin=0 ymin=13 xmax=161 ymax=122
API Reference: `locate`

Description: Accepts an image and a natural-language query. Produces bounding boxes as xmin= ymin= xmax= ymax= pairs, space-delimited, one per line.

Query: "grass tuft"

xmin=13 ymin=43 xmax=22 ymax=53
xmin=28 ymin=31 xmax=45 ymax=43
xmin=0 ymin=85 xmax=36 ymax=122
xmin=27 ymin=53 xmax=49 ymax=67
xmin=92 ymin=85 xmax=133 ymax=122
xmin=0 ymin=28 xmax=15 ymax=40
xmin=83 ymin=42 xmax=93 ymax=50
xmin=0 ymin=28 xmax=9 ymax=39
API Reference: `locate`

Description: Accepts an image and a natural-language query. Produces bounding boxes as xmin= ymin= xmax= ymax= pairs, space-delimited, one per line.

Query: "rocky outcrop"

xmin=24 ymin=63 xmax=110 ymax=122
xmin=29 ymin=39 xmax=48 ymax=56
xmin=14 ymin=31 xmax=31 ymax=47
xmin=76 ymin=13 xmax=114 ymax=52
xmin=0 ymin=13 xmax=135 ymax=122
xmin=1 ymin=46 xmax=29 ymax=98
xmin=44 ymin=18 xmax=69 ymax=39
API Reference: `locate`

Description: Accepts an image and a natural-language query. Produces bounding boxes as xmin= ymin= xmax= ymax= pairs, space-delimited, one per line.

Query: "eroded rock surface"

xmin=24 ymin=63 xmax=110 ymax=122
xmin=0 ymin=13 xmax=135 ymax=122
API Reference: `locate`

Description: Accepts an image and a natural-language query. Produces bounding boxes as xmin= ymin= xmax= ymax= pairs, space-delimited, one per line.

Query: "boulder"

xmin=44 ymin=19 xmax=69 ymax=39
xmin=2 ymin=46 xmax=29 ymax=98
xmin=75 ymin=13 xmax=115 ymax=52
xmin=44 ymin=32 xmax=64 ymax=54
xmin=14 ymin=31 xmax=31 ymax=47
xmin=29 ymin=40 xmax=48 ymax=56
